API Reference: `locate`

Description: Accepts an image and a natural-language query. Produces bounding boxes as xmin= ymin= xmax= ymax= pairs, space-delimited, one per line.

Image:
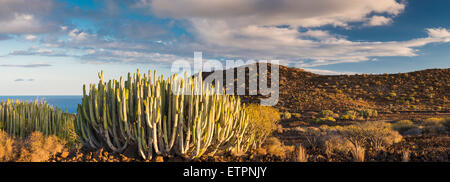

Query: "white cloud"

xmin=142 ymin=0 xmax=450 ymax=68
xmin=150 ymin=0 xmax=405 ymax=28
xmin=60 ymin=26 xmax=68 ymax=31
xmin=427 ymin=28 xmax=450 ymax=41
xmin=366 ymin=16 xmax=393 ymax=26
xmin=24 ymin=34 xmax=37 ymax=41
xmin=68 ymin=29 xmax=94 ymax=41
xmin=191 ymin=21 xmax=450 ymax=67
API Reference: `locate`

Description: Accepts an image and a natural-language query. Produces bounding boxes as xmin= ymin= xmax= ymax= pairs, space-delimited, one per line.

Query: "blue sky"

xmin=0 ymin=0 xmax=449 ymax=95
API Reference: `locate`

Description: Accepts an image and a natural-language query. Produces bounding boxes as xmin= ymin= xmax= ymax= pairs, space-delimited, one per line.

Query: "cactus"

xmin=0 ymin=99 xmax=75 ymax=141
xmin=76 ymin=70 xmax=256 ymax=160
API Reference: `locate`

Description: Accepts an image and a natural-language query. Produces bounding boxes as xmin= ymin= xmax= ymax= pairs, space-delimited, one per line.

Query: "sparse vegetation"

xmin=0 ymin=131 xmax=66 ymax=162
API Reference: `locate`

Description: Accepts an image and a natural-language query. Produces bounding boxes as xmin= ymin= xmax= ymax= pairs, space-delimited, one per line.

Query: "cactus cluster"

xmin=76 ymin=70 xmax=256 ymax=160
xmin=0 ymin=100 xmax=75 ymax=140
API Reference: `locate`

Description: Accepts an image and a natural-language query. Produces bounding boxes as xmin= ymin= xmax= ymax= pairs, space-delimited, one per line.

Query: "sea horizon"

xmin=0 ymin=95 xmax=82 ymax=114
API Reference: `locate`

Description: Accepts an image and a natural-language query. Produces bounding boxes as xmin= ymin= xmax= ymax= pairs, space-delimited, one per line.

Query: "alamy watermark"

xmin=170 ymin=52 xmax=279 ymax=106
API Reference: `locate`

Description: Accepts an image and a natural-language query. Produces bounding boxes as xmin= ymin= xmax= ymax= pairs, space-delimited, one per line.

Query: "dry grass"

xmin=402 ymin=150 xmax=410 ymax=162
xmin=0 ymin=131 xmax=67 ymax=162
xmin=17 ymin=132 xmax=67 ymax=162
xmin=294 ymin=145 xmax=308 ymax=162
xmin=0 ymin=131 xmax=16 ymax=162
xmin=350 ymin=144 xmax=365 ymax=162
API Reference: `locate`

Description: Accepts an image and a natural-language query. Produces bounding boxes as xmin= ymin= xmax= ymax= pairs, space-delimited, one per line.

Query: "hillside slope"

xmin=202 ymin=64 xmax=450 ymax=113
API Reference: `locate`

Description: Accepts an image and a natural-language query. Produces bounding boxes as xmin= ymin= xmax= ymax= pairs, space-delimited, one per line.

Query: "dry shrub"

xmin=392 ymin=120 xmax=417 ymax=133
xmin=0 ymin=131 xmax=16 ymax=162
xmin=338 ymin=121 xmax=402 ymax=150
xmin=303 ymin=127 xmax=325 ymax=149
xmin=336 ymin=125 xmax=367 ymax=149
xmin=420 ymin=118 xmax=447 ymax=135
xmin=324 ymin=134 xmax=353 ymax=156
xmin=0 ymin=131 xmax=67 ymax=162
xmin=17 ymin=132 xmax=67 ymax=162
xmin=256 ymin=147 xmax=267 ymax=156
xmin=421 ymin=118 xmax=445 ymax=126
xmin=423 ymin=125 xmax=446 ymax=135
xmin=262 ymin=137 xmax=294 ymax=159
xmin=245 ymin=104 xmax=281 ymax=148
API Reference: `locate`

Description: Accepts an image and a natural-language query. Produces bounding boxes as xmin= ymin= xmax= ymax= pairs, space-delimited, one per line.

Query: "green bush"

xmin=282 ymin=112 xmax=292 ymax=119
xmin=339 ymin=110 xmax=357 ymax=120
xmin=315 ymin=117 xmax=336 ymax=123
xmin=389 ymin=92 xmax=397 ymax=97
xmin=359 ymin=109 xmax=378 ymax=118
xmin=319 ymin=110 xmax=334 ymax=117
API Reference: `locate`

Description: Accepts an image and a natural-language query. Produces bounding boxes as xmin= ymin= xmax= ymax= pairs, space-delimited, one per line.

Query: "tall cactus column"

xmin=76 ymin=70 xmax=257 ymax=160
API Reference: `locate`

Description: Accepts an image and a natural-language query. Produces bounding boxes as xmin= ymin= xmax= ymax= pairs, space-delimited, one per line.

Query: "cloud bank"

xmin=1 ymin=0 xmax=449 ymax=69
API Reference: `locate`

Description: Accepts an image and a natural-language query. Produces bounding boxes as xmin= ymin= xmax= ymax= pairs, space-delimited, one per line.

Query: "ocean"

xmin=0 ymin=96 xmax=82 ymax=114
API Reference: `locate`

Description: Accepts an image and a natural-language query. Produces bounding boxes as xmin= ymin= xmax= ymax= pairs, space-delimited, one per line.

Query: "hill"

xmin=202 ymin=64 xmax=450 ymax=113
